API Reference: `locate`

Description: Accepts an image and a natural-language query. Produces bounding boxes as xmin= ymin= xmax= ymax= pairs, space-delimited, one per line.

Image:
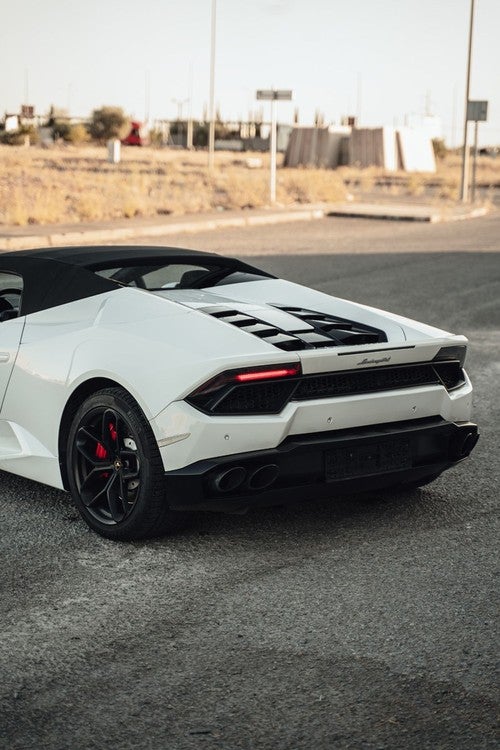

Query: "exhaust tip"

xmin=460 ymin=432 xmax=479 ymax=457
xmin=248 ymin=464 xmax=279 ymax=491
xmin=212 ymin=466 xmax=247 ymax=493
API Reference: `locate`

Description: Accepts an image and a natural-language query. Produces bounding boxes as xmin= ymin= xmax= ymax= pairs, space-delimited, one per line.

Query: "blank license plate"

xmin=325 ymin=438 xmax=411 ymax=481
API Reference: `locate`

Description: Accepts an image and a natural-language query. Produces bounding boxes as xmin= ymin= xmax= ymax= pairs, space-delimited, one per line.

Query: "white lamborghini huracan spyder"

xmin=0 ymin=245 xmax=478 ymax=540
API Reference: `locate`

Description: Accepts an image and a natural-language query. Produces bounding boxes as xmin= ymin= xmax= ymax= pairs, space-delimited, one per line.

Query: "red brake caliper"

xmin=95 ymin=441 xmax=109 ymax=478
xmin=95 ymin=423 xmax=116 ymax=478
xmin=95 ymin=442 xmax=107 ymax=460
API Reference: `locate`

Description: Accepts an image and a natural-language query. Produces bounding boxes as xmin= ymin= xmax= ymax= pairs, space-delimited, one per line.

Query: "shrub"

xmin=52 ymin=119 xmax=71 ymax=141
xmin=0 ymin=125 xmax=39 ymax=146
xmin=89 ymin=106 xmax=128 ymax=142
xmin=148 ymin=128 xmax=164 ymax=147
xmin=432 ymin=138 xmax=447 ymax=160
xmin=193 ymin=123 xmax=208 ymax=148
xmin=67 ymin=123 xmax=90 ymax=144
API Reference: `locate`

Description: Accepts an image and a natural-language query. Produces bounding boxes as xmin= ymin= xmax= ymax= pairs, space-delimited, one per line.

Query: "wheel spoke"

xmin=106 ymin=474 xmax=125 ymax=522
xmin=119 ymin=450 xmax=140 ymax=479
xmin=76 ymin=427 xmax=104 ymax=466
xmin=113 ymin=413 xmax=125 ymax=445
xmin=80 ymin=467 xmax=115 ymax=508
xmin=118 ymin=474 xmax=131 ymax=516
xmin=101 ymin=409 xmax=120 ymax=455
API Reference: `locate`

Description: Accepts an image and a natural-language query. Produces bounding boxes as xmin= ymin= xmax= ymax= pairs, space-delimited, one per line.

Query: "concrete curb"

xmin=327 ymin=204 xmax=489 ymax=223
xmin=0 ymin=203 xmax=490 ymax=252
xmin=0 ymin=208 xmax=325 ymax=252
xmin=440 ymin=206 xmax=490 ymax=222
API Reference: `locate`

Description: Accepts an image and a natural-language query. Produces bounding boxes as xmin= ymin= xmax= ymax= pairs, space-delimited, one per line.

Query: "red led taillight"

xmin=235 ymin=366 xmax=300 ymax=383
xmin=187 ymin=362 xmax=302 ymax=412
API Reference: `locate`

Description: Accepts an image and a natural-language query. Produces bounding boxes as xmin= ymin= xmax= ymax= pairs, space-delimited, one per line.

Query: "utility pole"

xmin=144 ymin=70 xmax=150 ymax=124
xmin=24 ymin=69 xmax=29 ymax=104
xmin=187 ymin=63 xmax=193 ymax=150
xmin=208 ymin=0 xmax=216 ymax=171
xmin=451 ymin=84 xmax=458 ymax=149
xmin=172 ymin=98 xmax=188 ymax=120
xmin=460 ymin=0 xmax=475 ymax=202
xmin=356 ymin=72 xmax=362 ymax=125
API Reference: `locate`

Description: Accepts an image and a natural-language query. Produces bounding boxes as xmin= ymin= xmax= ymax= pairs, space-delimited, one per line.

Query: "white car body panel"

xmin=155 ymin=374 xmax=473 ymax=471
xmin=0 ymin=247 xmax=476 ymax=496
xmin=0 ymin=317 xmax=24 ymax=406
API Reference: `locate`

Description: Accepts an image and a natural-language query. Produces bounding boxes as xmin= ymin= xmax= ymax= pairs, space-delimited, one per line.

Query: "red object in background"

xmin=122 ymin=121 xmax=143 ymax=146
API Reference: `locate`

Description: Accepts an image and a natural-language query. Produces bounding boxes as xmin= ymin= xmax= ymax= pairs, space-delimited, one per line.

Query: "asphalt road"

xmin=1 ymin=213 xmax=499 ymax=750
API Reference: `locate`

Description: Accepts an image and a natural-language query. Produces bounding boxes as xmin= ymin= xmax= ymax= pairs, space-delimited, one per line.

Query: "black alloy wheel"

xmin=67 ymin=387 xmax=186 ymax=540
xmin=73 ymin=406 xmax=141 ymax=525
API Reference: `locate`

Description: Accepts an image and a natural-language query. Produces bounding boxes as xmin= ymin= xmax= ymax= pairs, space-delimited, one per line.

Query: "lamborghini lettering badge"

xmin=357 ymin=356 xmax=391 ymax=366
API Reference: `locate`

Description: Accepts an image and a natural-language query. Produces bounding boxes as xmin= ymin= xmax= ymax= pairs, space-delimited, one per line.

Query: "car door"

xmin=0 ymin=271 xmax=24 ymax=409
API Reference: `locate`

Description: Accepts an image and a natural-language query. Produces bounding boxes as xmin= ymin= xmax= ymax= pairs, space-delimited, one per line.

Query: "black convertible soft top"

xmin=5 ymin=244 xmax=219 ymax=266
xmin=0 ymin=245 xmax=272 ymax=316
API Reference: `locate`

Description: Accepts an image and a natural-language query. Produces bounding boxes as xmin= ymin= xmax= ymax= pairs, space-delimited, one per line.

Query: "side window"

xmin=0 ymin=271 xmax=23 ymax=322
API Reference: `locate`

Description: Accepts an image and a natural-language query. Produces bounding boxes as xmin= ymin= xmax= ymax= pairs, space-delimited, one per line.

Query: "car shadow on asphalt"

xmin=0 ymin=464 xmax=471 ymax=549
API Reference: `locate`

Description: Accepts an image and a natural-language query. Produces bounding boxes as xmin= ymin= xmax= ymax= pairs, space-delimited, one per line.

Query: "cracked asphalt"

xmin=1 ymin=213 xmax=499 ymax=749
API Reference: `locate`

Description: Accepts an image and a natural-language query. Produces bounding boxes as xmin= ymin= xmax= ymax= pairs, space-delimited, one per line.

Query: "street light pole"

xmin=187 ymin=64 xmax=193 ymax=151
xmin=208 ymin=0 xmax=216 ymax=171
xmin=144 ymin=70 xmax=150 ymax=124
xmin=460 ymin=0 xmax=475 ymax=203
xmin=172 ymin=98 xmax=189 ymax=120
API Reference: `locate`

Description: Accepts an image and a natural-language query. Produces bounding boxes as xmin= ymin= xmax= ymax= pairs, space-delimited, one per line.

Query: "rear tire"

xmin=67 ymin=387 xmax=187 ymax=540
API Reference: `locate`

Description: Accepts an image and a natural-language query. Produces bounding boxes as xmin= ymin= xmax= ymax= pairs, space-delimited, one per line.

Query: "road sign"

xmin=255 ymin=89 xmax=293 ymax=203
xmin=467 ymin=100 xmax=488 ymax=203
xmin=256 ymin=90 xmax=292 ymax=101
xmin=467 ymin=100 xmax=488 ymax=122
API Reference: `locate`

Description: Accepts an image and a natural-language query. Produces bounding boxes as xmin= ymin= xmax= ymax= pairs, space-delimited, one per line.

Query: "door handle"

xmin=0 ymin=353 xmax=10 ymax=363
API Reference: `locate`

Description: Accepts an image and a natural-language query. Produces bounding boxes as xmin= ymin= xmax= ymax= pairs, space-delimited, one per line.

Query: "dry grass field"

xmin=0 ymin=144 xmax=498 ymax=226
xmin=338 ymin=153 xmax=500 ymax=201
xmin=0 ymin=146 xmax=347 ymax=226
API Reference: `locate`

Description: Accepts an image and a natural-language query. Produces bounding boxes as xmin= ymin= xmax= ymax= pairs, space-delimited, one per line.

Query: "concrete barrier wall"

xmin=284 ymin=127 xmax=350 ymax=168
xmin=286 ymin=126 xmax=435 ymax=173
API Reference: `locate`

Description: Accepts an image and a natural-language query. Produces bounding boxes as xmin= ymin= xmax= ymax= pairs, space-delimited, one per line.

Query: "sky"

xmin=1 ymin=0 xmax=499 ymax=146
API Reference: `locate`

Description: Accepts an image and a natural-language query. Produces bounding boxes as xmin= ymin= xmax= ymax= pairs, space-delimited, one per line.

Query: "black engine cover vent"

xmin=272 ymin=305 xmax=388 ymax=346
xmin=200 ymin=304 xmax=387 ymax=351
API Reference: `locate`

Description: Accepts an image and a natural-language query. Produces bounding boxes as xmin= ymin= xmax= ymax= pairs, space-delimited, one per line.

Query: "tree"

xmin=89 ymin=106 xmax=128 ymax=142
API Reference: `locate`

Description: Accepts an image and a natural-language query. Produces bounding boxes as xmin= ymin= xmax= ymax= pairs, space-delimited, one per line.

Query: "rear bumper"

xmin=164 ymin=417 xmax=479 ymax=512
